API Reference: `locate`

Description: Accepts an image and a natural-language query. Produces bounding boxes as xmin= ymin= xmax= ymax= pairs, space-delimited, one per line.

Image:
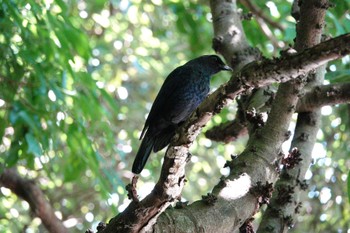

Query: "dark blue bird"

xmin=132 ymin=55 xmax=232 ymax=174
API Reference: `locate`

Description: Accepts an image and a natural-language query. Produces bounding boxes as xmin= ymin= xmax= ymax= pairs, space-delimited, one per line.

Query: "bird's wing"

xmin=152 ymin=65 xmax=195 ymax=108
xmin=160 ymin=67 xmax=207 ymax=124
xmin=140 ymin=65 xmax=197 ymax=137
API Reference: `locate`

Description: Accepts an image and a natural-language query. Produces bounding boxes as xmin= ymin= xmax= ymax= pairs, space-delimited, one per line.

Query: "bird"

xmin=132 ymin=55 xmax=232 ymax=174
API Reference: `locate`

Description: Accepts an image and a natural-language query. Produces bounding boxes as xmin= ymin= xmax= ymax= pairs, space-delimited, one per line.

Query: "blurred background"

xmin=0 ymin=0 xmax=349 ymax=232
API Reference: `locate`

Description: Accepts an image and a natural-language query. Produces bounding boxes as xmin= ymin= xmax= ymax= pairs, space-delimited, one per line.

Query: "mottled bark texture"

xmin=258 ymin=0 xmax=328 ymax=231
xmin=206 ymin=82 xmax=350 ymax=143
xmin=296 ymin=82 xmax=350 ymax=112
xmin=99 ymin=1 xmax=350 ymax=232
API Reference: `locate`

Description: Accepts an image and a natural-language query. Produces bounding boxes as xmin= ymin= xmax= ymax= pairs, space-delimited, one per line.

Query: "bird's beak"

xmin=221 ymin=65 xmax=233 ymax=71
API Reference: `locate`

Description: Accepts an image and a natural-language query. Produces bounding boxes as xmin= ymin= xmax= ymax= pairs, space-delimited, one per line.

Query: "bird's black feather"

xmin=132 ymin=55 xmax=232 ymax=174
xmin=132 ymin=131 xmax=155 ymax=174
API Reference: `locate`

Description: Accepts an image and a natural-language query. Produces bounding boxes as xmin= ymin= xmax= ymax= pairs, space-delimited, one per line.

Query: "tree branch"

xmin=206 ymin=82 xmax=350 ymax=143
xmin=258 ymin=0 xmax=328 ymax=231
xmin=297 ymin=82 xmax=350 ymax=111
xmin=238 ymin=0 xmax=284 ymax=31
xmin=101 ymin=31 xmax=350 ymax=232
xmin=210 ymin=0 xmax=261 ymax=70
xmin=205 ymin=117 xmax=248 ymax=143
xmin=0 ymin=168 xmax=68 ymax=233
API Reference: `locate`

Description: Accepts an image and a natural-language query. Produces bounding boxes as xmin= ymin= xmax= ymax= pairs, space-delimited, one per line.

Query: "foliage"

xmin=0 ymin=0 xmax=349 ymax=232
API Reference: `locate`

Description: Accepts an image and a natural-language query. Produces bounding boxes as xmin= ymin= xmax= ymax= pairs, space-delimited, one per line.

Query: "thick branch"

xmin=154 ymin=73 xmax=303 ymax=232
xmin=258 ymin=0 xmax=327 ymax=231
xmin=210 ymin=0 xmax=260 ymax=70
xmin=0 ymin=168 xmax=68 ymax=233
xmin=205 ymin=118 xmax=248 ymax=143
xmin=102 ymin=32 xmax=350 ymax=233
xmin=105 ymin=1 xmax=350 ymax=231
xmin=206 ymin=82 xmax=350 ymax=142
xmin=297 ymin=82 xmax=350 ymax=111
xmin=237 ymin=33 xmax=350 ymax=89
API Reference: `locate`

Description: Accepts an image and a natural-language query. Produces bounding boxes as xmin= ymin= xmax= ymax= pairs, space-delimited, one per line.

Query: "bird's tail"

xmin=153 ymin=127 xmax=175 ymax=152
xmin=132 ymin=133 xmax=155 ymax=174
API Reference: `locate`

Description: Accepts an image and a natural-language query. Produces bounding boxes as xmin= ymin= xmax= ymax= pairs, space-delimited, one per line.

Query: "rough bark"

xmin=210 ymin=0 xmax=260 ymax=70
xmin=100 ymin=31 xmax=350 ymax=233
xmin=207 ymin=0 xmax=260 ymax=146
xmin=296 ymin=82 xmax=350 ymax=112
xmin=206 ymin=82 xmax=350 ymax=143
xmin=258 ymin=0 xmax=327 ymax=231
xmin=205 ymin=117 xmax=248 ymax=143
xmin=0 ymin=168 xmax=68 ymax=233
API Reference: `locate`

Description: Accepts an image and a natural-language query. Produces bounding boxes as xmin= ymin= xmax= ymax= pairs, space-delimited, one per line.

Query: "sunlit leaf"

xmin=25 ymin=132 xmax=42 ymax=156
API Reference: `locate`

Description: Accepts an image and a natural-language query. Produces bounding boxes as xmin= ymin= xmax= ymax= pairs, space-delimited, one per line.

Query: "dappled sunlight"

xmin=312 ymin=143 xmax=327 ymax=160
xmin=219 ymin=173 xmax=251 ymax=200
xmin=138 ymin=181 xmax=156 ymax=199
xmin=1 ymin=0 xmax=349 ymax=232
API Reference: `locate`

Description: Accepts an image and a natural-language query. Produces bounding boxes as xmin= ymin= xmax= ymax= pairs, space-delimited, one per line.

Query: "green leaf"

xmin=5 ymin=140 xmax=22 ymax=167
xmin=348 ymin=170 xmax=350 ymax=203
xmin=326 ymin=70 xmax=350 ymax=83
xmin=5 ymin=151 xmax=19 ymax=167
xmin=100 ymin=88 xmax=119 ymax=115
xmin=327 ymin=11 xmax=346 ymax=35
xmin=63 ymin=26 xmax=91 ymax=60
xmin=0 ymin=115 xmax=6 ymax=139
xmin=17 ymin=111 xmax=41 ymax=134
xmin=25 ymin=133 xmax=42 ymax=156
xmin=64 ymin=163 xmax=83 ymax=182
xmin=55 ymin=0 xmax=68 ymax=13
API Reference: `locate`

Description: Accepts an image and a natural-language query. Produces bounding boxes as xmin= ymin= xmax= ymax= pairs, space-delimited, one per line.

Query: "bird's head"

xmin=187 ymin=55 xmax=233 ymax=75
